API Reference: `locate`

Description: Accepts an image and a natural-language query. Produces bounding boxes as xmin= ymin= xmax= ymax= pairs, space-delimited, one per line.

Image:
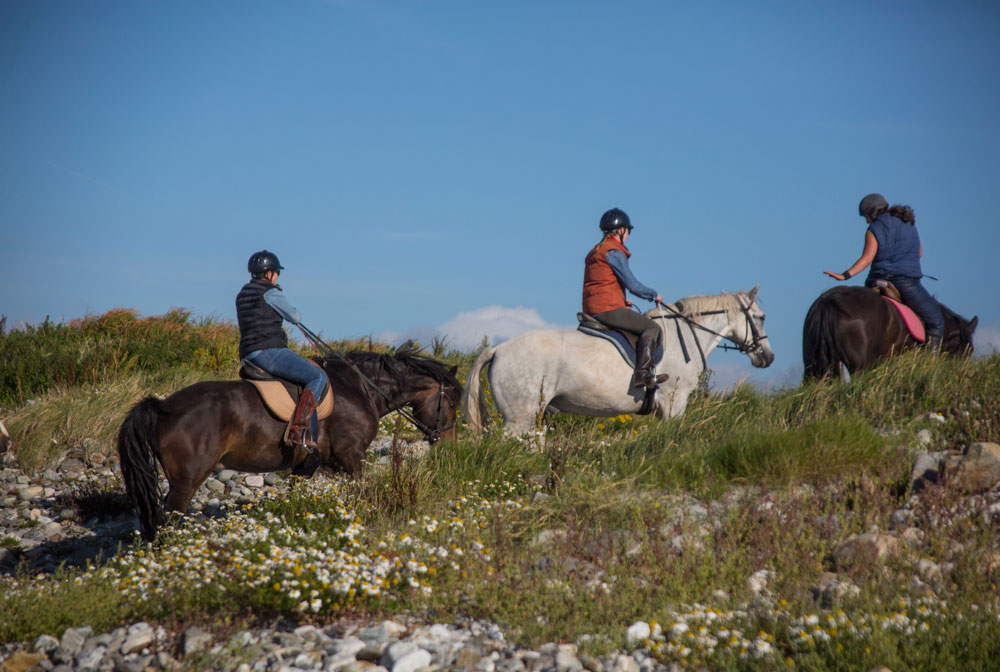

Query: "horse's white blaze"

xmin=463 ymin=289 xmax=774 ymax=436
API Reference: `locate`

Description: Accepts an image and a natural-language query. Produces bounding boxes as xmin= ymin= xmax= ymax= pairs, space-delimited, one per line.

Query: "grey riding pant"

xmin=592 ymin=308 xmax=661 ymax=345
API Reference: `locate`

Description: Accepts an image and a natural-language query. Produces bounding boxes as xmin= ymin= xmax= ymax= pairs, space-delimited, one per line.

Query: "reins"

xmin=651 ymin=295 xmax=768 ymax=369
xmin=298 ymin=325 xmax=455 ymax=442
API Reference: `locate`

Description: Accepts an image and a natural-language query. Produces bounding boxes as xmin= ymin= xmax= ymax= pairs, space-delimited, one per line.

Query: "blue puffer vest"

xmin=867 ymin=213 xmax=923 ymax=279
xmin=236 ymin=279 xmax=288 ymax=360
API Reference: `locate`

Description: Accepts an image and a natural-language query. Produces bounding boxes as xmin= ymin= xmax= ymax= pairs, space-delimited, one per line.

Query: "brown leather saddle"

xmin=870 ymin=279 xmax=902 ymax=302
xmin=239 ymin=359 xmax=334 ymax=421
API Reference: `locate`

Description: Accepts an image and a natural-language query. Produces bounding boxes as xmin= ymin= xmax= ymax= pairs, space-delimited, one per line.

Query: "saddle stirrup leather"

xmin=284 ymin=387 xmax=318 ymax=454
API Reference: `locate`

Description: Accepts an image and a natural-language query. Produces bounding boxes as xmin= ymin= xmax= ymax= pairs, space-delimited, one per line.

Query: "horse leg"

xmin=159 ymin=431 xmax=220 ymax=517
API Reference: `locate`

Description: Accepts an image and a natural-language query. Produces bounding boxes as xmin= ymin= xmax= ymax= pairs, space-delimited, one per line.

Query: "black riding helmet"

xmin=248 ymin=250 xmax=284 ymax=276
xmin=858 ymin=193 xmax=888 ymax=219
xmin=599 ymin=207 xmax=633 ymax=232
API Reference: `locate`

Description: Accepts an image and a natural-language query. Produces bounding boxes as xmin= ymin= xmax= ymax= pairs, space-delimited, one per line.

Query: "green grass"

xmin=2 ymin=311 xmax=999 ymax=670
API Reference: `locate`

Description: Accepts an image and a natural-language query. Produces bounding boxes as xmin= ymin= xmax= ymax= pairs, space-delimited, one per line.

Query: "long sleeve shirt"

xmin=606 ymin=249 xmax=658 ymax=302
xmin=263 ymin=287 xmax=302 ymax=325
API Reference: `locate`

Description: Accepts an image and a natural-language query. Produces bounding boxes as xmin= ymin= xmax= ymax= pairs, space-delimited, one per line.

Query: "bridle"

xmin=651 ymin=294 xmax=769 ymax=369
xmin=298 ymin=325 xmax=457 ymax=443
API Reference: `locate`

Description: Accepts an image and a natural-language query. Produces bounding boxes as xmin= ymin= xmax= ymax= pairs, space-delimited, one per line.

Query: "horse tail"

xmin=117 ymin=397 xmax=166 ymax=542
xmin=802 ymin=293 xmax=852 ymax=380
xmin=462 ymin=346 xmax=496 ymax=435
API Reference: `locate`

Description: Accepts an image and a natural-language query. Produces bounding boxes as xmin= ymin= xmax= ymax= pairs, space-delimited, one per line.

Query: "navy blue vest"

xmin=868 ymin=213 xmax=923 ymax=279
xmin=236 ymin=279 xmax=288 ymax=359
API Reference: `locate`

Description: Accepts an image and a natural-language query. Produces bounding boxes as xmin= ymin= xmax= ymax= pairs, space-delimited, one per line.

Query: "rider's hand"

xmin=624 ymin=299 xmax=633 ymax=307
xmin=654 ymin=294 xmax=663 ymax=304
xmin=823 ymin=271 xmax=846 ymax=281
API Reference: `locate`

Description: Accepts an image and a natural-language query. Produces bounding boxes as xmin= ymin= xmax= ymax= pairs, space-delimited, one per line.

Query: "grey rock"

xmin=60 ymin=627 xmax=87 ymax=656
xmin=833 ymin=533 xmax=901 ymax=570
xmin=390 ymin=649 xmax=432 ymax=672
xmin=612 ymin=655 xmax=640 ymax=672
xmin=555 ymin=645 xmax=582 ymax=672
xmin=120 ymin=623 xmax=154 ymax=654
xmin=204 ymin=477 xmax=225 ymax=493
xmin=380 ymin=641 xmax=417 ymax=668
xmin=217 ymin=469 xmax=238 ymax=482
xmin=264 ymin=473 xmax=281 ymax=486
xmin=497 ymin=657 xmax=527 ymax=672
xmin=18 ymin=485 xmax=44 ymax=501
xmin=889 ymin=508 xmax=913 ymax=530
xmin=911 ymin=452 xmax=942 ymax=492
xmin=181 ymin=626 xmax=214 ymax=656
xmin=454 ymin=645 xmax=483 ymax=667
xmin=34 ymin=633 xmax=61 ymax=653
xmin=357 ymin=642 xmax=388 ymax=662
xmin=245 ymin=475 xmax=265 ymax=488
xmin=58 ymin=458 xmax=86 ymax=473
xmin=75 ymin=645 xmax=107 ymax=671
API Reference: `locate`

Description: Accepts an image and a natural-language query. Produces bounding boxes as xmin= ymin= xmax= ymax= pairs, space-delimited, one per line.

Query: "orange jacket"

xmin=582 ymin=236 xmax=630 ymax=315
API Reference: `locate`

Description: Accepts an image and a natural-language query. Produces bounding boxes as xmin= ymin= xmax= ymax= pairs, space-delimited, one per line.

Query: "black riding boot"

xmin=631 ymin=335 xmax=669 ymax=389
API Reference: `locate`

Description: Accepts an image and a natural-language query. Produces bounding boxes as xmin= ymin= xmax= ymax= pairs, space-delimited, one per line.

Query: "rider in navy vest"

xmin=823 ymin=194 xmax=944 ymax=348
xmin=236 ymin=250 xmax=326 ymax=451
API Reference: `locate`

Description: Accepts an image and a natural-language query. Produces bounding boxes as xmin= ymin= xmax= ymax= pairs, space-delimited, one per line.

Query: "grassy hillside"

xmin=2 ymin=310 xmax=999 ymax=670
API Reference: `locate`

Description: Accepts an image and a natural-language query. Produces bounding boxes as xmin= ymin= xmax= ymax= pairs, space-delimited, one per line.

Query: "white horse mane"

xmin=662 ymin=292 xmax=745 ymax=319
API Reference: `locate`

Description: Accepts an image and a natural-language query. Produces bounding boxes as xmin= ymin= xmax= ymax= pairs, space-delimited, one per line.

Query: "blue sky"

xmin=2 ymin=0 xmax=998 ymax=387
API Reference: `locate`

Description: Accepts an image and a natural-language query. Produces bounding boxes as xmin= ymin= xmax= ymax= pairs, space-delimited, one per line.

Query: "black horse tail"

xmin=802 ymin=293 xmax=851 ymax=380
xmin=117 ymin=397 xmax=166 ymax=542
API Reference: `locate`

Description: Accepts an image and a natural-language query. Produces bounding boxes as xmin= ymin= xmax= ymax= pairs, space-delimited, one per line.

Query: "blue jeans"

xmin=243 ymin=348 xmax=328 ymax=400
xmin=867 ymin=275 xmax=944 ymax=341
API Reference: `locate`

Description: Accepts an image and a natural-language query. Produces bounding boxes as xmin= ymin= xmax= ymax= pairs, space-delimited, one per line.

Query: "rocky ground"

xmin=2 ymin=432 xmax=1000 ymax=672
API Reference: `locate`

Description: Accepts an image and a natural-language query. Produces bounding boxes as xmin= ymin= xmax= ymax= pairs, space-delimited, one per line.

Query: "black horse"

xmin=803 ymin=285 xmax=977 ymax=380
xmin=117 ymin=349 xmax=461 ymax=541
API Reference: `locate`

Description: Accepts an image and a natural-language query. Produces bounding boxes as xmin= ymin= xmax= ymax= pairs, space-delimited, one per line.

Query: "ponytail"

xmin=888 ymin=204 xmax=915 ymax=224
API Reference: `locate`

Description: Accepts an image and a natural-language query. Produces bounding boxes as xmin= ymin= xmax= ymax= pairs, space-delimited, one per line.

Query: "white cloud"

xmin=975 ymin=324 xmax=1000 ymax=355
xmin=377 ymin=305 xmax=574 ymax=351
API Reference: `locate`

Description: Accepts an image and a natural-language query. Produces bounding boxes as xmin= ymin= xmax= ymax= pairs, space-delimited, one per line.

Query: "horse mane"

xmin=672 ymin=292 xmax=744 ymax=318
xmin=341 ymin=347 xmax=460 ymax=388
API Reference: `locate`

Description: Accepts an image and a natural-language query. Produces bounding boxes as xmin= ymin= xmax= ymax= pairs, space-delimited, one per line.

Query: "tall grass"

xmin=2 ymin=310 xmax=999 ymax=670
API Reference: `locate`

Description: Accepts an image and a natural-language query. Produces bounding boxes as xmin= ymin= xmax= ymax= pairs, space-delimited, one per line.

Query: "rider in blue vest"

xmin=236 ymin=250 xmax=326 ymax=451
xmin=823 ymin=194 xmax=944 ymax=348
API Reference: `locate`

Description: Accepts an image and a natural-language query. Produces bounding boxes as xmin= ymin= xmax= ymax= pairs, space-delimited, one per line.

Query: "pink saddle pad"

xmin=883 ymin=297 xmax=926 ymax=342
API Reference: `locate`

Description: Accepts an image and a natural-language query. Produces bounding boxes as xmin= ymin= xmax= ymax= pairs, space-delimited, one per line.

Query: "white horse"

xmin=463 ymin=287 xmax=774 ymax=436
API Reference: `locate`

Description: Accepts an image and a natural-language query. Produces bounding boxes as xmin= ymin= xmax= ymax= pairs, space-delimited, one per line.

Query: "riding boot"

xmin=926 ymin=333 xmax=943 ymax=352
xmin=284 ymin=388 xmax=319 ymax=453
xmin=631 ymin=335 xmax=669 ymax=390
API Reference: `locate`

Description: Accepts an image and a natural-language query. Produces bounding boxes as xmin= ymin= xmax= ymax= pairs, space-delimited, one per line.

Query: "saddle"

xmin=870 ymin=281 xmax=926 ymax=343
xmin=576 ymin=313 xmax=664 ymax=369
xmin=239 ymin=359 xmax=335 ymax=421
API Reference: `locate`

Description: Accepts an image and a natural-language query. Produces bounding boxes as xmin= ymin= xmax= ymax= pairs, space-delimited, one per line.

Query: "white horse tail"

xmin=463 ymin=345 xmax=497 ymax=435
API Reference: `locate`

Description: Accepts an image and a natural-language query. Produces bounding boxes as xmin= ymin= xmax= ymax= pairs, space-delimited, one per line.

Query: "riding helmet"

xmin=599 ymin=208 xmax=633 ymax=232
xmin=858 ymin=193 xmax=888 ymax=219
xmin=247 ymin=250 xmax=284 ymax=275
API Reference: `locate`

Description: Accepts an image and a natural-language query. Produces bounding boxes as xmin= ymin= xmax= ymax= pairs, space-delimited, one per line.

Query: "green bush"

xmin=0 ymin=309 xmax=240 ymax=408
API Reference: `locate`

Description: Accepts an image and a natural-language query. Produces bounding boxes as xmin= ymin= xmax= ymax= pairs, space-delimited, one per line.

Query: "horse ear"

xmin=448 ymin=365 xmax=458 ymax=377
xmin=969 ymin=316 xmax=978 ymax=332
xmin=748 ymin=284 xmax=760 ymax=303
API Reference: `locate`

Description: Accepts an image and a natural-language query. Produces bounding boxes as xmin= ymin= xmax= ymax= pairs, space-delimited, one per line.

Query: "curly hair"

xmin=870 ymin=203 xmax=916 ymax=224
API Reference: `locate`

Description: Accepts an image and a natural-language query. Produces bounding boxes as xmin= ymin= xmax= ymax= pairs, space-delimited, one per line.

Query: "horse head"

xmin=940 ymin=305 xmax=978 ymax=356
xmin=347 ymin=348 xmax=462 ymax=443
xmin=733 ymin=285 xmax=775 ymax=368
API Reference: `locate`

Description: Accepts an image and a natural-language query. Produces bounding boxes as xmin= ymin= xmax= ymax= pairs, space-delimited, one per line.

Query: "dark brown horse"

xmin=117 ymin=349 xmax=461 ymax=541
xmin=803 ymin=286 xmax=978 ymax=380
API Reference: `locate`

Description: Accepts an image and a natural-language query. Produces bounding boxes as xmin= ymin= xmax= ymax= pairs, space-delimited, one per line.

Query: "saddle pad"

xmin=247 ymin=379 xmax=335 ymax=421
xmin=577 ymin=326 xmax=664 ymax=369
xmin=883 ymin=297 xmax=926 ymax=343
